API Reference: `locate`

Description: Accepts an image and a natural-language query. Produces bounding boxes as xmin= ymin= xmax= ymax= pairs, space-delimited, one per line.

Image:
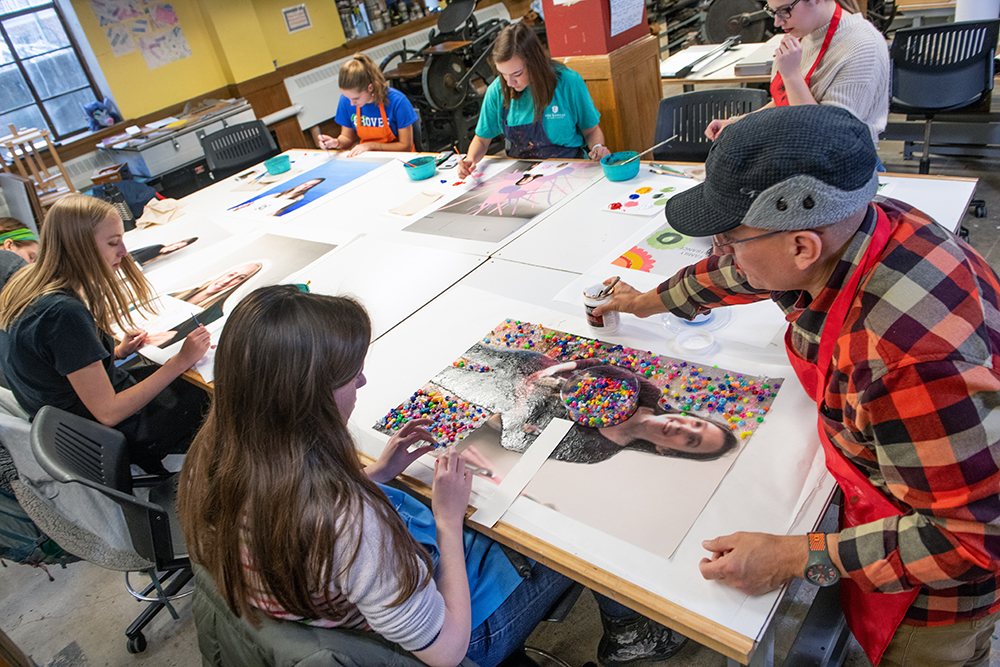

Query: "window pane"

xmin=43 ymin=87 xmax=95 ymax=136
xmin=4 ymin=8 xmax=69 ymax=58
xmin=0 ymin=39 xmax=12 ymax=65
xmin=0 ymin=104 xmax=47 ymax=136
xmin=0 ymin=63 xmax=32 ymax=113
xmin=0 ymin=1 xmax=50 ymax=14
xmin=24 ymin=47 xmax=86 ymax=98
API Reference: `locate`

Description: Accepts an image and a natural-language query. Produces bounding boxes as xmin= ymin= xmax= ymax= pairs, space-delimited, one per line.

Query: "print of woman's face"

xmin=613 ymin=410 xmax=728 ymax=456
xmin=285 ymin=179 xmax=324 ymax=198
xmin=160 ymin=237 xmax=197 ymax=255
xmin=206 ymin=263 xmax=260 ymax=294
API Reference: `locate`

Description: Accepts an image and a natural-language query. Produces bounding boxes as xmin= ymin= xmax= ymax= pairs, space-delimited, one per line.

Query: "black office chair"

xmin=29 ymin=406 xmax=192 ymax=655
xmin=192 ymin=564 xmax=482 ymax=666
xmin=889 ymin=20 xmax=1000 ymax=175
xmin=653 ymin=89 xmax=770 ymax=163
xmin=198 ymin=120 xmax=280 ymax=181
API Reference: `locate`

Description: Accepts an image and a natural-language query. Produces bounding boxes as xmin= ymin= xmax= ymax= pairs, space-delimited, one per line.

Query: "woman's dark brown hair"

xmin=492 ymin=22 xmax=560 ymax=122
xmin=178 ymin=285 xmax=433 ymax=624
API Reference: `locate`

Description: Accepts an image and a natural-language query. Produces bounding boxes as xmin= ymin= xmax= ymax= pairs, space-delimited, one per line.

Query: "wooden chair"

xmin=0 ymin=125 xmax=76 ymax=210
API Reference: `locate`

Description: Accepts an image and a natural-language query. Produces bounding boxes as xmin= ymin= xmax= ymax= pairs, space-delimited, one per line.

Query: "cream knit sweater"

xmin=776 ymin=11 xmax=890 ymax=145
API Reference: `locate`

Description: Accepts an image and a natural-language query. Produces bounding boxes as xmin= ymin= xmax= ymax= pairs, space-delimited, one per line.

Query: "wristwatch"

xmin=804 ymin=533 xmax=840 ymax=586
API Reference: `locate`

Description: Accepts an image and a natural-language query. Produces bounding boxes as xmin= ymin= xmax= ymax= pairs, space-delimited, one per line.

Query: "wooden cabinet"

xmin=555 ymin=34 xmax=661 ymax=154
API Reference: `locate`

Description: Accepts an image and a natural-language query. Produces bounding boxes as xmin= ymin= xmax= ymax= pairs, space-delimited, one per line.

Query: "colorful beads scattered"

xmin=452 ymin=358 xmax=490 ymax=372
xmin=562 ymin=374 xmax=639 ymax=427
xmin=376 ymin=389 xmax=490 ymax=447
xmin=376 ymin=319 xmax=783 ymax=446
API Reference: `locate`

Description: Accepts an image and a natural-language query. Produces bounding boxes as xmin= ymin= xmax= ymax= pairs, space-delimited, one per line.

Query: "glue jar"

xmin=583 ymin=283 xmax=622 ymax=335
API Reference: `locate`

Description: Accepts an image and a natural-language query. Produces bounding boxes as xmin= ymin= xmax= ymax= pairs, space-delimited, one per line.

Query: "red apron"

xmin=355 ymin=102 xmax=396 ymax=145
xmin=784 ymin=206 xmax=920 ymax=666
xmin=770 ymin=4 xmax=842 ymax=106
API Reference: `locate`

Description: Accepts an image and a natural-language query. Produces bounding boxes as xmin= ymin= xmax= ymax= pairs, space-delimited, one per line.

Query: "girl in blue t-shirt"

xmin=459 ymin=23 xmax=611 ymax=179
xmin=318 ymin=54 xmax=419 ymax=157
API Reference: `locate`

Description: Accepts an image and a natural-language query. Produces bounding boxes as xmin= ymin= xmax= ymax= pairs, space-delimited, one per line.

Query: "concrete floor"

xmin=4 ymin=137 xmax=1000 ymax=667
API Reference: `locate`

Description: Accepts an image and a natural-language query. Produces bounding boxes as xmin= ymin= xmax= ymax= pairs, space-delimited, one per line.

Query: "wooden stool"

xmin=0 ymin=125 xmax=76 ymax=210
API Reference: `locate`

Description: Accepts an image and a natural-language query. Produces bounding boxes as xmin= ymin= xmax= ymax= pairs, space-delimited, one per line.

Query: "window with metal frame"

xmin=1 ymin=0 xmax=104 ymax=140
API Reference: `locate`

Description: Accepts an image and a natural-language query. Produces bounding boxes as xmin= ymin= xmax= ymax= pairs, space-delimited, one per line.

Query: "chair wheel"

xmin=127 ymin=633 xmax=147 ymax=654
xmin=976 ymin=204 xmax=987 ymax=218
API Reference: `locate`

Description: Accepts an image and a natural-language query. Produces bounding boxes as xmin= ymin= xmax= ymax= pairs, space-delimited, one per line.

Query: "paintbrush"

xmin=649 ymin=163 xmax=695 ymax=179
xmin=611 ymin=135 xmax=679 ymax=166
xmin=456 ymin=144 xmax=482 ymax=185
xmin=597 ymin=276 xmax=621 ymax=298
xmin=396 ymin=157 xmax=420 ymax=168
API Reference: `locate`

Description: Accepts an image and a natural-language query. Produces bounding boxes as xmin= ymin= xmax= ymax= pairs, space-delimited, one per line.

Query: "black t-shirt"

xmin=0 ymin=291 xmax=134 ymax=421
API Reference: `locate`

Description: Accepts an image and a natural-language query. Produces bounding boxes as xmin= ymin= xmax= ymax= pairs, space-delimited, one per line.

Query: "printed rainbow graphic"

xmin=611 ymin=245 xmax=655 ymax=272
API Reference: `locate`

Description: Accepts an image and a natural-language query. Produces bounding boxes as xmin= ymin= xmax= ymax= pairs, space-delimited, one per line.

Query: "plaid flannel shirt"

xmin=657 ymin=199 xmax=1000 ymax=625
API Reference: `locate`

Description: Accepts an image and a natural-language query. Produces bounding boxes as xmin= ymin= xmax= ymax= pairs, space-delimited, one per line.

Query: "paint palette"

xmin=605 ymin=174 xmax=698 ymax=217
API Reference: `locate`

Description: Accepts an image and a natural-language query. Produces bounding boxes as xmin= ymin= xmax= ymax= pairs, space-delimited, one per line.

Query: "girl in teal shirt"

xmin=459 ymin=23 xmax=611 ymax=178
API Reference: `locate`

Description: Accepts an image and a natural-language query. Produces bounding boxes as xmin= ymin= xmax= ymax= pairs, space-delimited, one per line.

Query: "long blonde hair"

xmin=339 ymin=54 xmax=389 ymax=105
xmin=0 ymin=195 xmax=156 ymax=332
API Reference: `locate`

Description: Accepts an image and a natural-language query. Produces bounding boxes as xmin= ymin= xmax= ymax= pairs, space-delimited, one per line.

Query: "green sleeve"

xmin=475 ymin=79 xmax=505 ymax=139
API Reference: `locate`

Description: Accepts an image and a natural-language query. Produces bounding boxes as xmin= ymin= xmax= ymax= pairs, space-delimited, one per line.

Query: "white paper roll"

xmin=956 ymin=0 xmax=999 ymax=22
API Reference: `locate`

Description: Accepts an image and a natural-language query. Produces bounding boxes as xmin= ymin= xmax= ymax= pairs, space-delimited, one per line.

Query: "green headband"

xmin=0 ymin=228 xmax=37 ymax=244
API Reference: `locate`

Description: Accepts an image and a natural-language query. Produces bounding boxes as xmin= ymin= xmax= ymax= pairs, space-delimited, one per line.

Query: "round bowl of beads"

xmin=560 ymin=365 xmax=640 ymax=428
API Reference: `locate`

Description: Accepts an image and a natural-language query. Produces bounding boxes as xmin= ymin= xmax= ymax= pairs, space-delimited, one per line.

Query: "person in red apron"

xmin=318 ymin=54 xmax=418 ymax=157
xmin=458 ymin=23 xmax=611 ymax=179
xmin=592 ymin=105 xmax=1000 ymax=666
xmin=704 ymin=0 xmax=888 ymax=157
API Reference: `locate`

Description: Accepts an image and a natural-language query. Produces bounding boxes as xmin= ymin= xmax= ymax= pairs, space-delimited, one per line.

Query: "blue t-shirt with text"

xmin=335 ymin=87 xmax=418 ymax=141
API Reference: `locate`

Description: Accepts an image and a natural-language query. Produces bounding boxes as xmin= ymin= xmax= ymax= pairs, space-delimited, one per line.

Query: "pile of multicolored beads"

xmin=562 ymin=375 xmax=639 ymax=428
xmin=483 ymin=319 xmax=547 ymax=350
xmin=657 ymin=368 xmax=781 ymax=438
xmin=452 ymin=357 xmax=490 ymax=372
xmin=377 ymin=389 xmax=490 ymax=447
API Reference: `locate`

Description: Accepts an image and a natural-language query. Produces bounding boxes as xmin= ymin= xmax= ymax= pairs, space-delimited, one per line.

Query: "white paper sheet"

xmin=609 ymin=0 xmax=644 ymax=37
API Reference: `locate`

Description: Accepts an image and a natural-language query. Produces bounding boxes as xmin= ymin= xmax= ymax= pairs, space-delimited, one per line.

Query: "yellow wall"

xmin=70 ymin=0 xmax=231 ymax=118
xmin=252 ymin=0 xmax=347 ymax=69
xmin=71 ymin=0 xmax=349 ymax=121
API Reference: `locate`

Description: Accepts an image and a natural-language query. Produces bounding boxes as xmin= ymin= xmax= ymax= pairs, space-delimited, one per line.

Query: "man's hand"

xmin=591 ymin=279 xmax=668 ymax=319
xmin=699 ymin=532 xmax=810 ymax=596
xmin=705 ymin=117 xmax=741 ymax=141
xmin=774 ymin=34 xmax=803 ymax=79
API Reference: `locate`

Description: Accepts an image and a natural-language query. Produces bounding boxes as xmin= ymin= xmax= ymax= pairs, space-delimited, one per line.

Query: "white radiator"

xmin=285 ymin=4 xmax=511 ymax=131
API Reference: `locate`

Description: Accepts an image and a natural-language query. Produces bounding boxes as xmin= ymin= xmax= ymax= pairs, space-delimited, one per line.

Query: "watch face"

xmin=805 ymin=563 xmax=840 ymax=586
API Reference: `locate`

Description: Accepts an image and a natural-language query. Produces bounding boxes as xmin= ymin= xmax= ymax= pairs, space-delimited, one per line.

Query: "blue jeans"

xmin=465 ymin=564 xmax=644 ymax=667
xmin=876 ymin=155 xmax=886 ymax=173
xmin=466 ymin=562 xmax=573 ymax=667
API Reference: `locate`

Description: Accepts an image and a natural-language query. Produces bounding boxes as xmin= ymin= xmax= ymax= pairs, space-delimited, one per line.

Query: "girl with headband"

xmin=0 ymin=218 xmax=38 ymax=291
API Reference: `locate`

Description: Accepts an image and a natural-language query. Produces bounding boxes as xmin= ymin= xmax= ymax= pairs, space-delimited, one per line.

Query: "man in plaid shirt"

xmin=596 ymin=105 xmax=1000 ymax=667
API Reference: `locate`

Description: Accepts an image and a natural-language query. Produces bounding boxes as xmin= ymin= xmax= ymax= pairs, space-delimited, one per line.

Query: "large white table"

xmin=150 ymin=150 xmax=979 ymax=663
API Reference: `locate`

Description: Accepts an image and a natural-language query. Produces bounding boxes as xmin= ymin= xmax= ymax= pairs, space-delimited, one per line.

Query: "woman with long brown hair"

xmin=0 ymin=195 xmax=210 ymax=472
xmin=179 ymin=284 xmax=692 ymax=667
xmin=459 ymin=22 xmax=611 ymax=178
xmin=317 ymin=53 xmax=419 ymax=156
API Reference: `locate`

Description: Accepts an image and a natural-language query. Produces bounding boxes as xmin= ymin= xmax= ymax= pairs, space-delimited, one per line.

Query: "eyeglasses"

xmin=761 ymin=0 xmax=804 ymax=19
xmin=711 ymin=229 xmax=786 ymax=252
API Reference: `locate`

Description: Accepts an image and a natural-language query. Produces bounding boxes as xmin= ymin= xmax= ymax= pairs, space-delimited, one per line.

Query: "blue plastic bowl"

xmin=264 ymin=155 xmax=291 ymax=175
xmin=601 ymin=152 xmax=640 ymax=181
xmin=403 ymin=156 xmax=436 ymax=181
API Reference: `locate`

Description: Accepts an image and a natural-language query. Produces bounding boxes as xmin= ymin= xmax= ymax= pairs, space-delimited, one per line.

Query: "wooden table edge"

xmin=361 ymin=453 xmax=759 ymax=664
